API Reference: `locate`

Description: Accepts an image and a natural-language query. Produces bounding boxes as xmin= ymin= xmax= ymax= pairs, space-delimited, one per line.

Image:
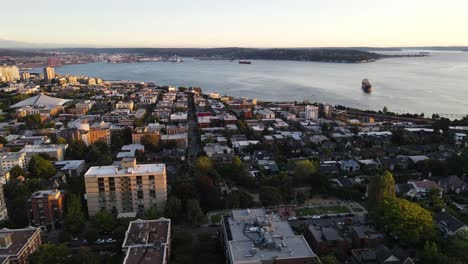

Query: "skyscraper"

xmin=43 ymin=67 xmax=55 ymax=83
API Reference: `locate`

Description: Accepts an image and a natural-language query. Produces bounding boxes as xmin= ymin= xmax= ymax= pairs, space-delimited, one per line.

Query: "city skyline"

xmin=2 ymin=0 xmax=468 ymax=48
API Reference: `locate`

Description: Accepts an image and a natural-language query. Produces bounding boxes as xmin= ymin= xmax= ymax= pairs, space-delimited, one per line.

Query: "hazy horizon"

xmin=3 ymin=0 xmax=468 ymax=48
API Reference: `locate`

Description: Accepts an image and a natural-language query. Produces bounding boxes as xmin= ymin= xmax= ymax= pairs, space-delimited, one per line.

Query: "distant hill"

xmin=0 ymin=48 xmax=46 ymax=57
xmin=57 ymin=47 xmax=383 ymax=62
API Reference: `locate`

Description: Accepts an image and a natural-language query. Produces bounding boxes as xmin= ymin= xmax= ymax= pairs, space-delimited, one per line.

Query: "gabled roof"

xmin=435 ymin=212 xmax=467 ymax=233
xmin=439 ymin=176 xmax=466 ymax=188
xmin=10 ymin=94 xmax=71 ymax=108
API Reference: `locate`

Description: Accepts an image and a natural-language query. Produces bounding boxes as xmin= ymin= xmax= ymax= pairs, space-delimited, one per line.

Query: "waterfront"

xmin=45 ymin=51 xmax=468 ymax=116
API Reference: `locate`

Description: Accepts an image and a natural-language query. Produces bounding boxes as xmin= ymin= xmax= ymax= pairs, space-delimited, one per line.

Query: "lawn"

xmin=210 ymin=214 xmax=224 ymax=223
xmin=296 ymin=205 xmax=350 ymax=216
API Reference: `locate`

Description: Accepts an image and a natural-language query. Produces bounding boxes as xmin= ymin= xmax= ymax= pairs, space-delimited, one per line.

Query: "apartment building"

xmin=19 ymin=144 xmax=68 ymax=161
xmin=84 ymin=158 xmax=167 ymax=216
xmin=28 ymin=190 xmax=64 ymax=230
xmin=0 ymin=152 xmax=27 ymax=172
xmin=0 ymin=227 xmax=42 ymax=264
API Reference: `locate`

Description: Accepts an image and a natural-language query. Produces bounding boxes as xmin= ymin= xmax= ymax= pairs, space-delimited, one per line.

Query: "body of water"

xmin=42 ymin=51 xmax=468 ymax=115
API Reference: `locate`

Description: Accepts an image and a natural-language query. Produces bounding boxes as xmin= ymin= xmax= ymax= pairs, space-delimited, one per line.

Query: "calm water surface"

xmin=41 ymin=51 xmax=468 ymax=115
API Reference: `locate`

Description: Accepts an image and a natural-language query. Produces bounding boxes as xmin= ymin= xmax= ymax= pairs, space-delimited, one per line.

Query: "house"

xmin=339 ymin=160 xmax=360 ymax=173
xmin=435 ymin=211 xmax=468 ymax=237
xmin=320 ymin=161 xmax=340 ymax=174
xmin=407 ymin=180 xmax=442 ymax=198
xmin=351 ymin=245 xmax=415 ymax=264
xmin=378 ymin=156 xmax=410 ymax=171
xmin=358 ymin=159 xmax=380 ymax=171
xmin=395 ymin=184 xmax=417 ymax=197
xmin=454 ymin=133 xmax=467 ymax=146
xmin=437 ymin=176 xmax=467 ymax=194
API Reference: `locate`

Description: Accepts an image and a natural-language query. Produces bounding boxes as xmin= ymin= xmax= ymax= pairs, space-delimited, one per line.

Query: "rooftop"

xmin=0 ymin=227 xmax=39 ymax=257
xmin=122 ymin=218 xmax=171 ymax=264
xmin=10 ymin=94 xmax=71 ymax=109
xmin=85 ymin=163 xmax=165 ymax=177
xmin=224 ymin=209 xmax=316 ymax=263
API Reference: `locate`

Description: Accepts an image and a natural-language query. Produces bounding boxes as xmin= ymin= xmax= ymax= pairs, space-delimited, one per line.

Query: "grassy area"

xmin=296 ymin=206 xmax=350 ymax=216
xmin=210 ymin=213 xmax=226 ymax=223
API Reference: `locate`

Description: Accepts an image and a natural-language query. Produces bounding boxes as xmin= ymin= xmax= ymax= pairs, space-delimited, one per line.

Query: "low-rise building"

xmin=0 ymin=227 xmax=42 ymax=264
xmin=20 ymin=144 xmax=68 ymax=161
xmin=221 ymin=208 xmax=318 ymax=264
xmin=54 ymin=160 xmax=86 ymax=177
xmin=122 ymin=218 xmax=171 ymax=264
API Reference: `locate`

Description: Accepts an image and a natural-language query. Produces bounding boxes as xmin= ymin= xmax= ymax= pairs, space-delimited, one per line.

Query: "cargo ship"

xmin=362 ymin=79 xmax=372 ymax=93
xmin=239 ymin=60 xmax=252 ymax=64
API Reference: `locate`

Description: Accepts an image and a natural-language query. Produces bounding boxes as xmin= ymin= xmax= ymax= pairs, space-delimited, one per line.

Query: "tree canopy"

xmin=367 ymin=171 xmax=395 ymax=209
xmin=294 ymin=159 xmax=319 ymax=184
xmin=28 ymin=155 xmax=56 ymax=179
xmin=374 ymin=197 xmax=435 ymax=246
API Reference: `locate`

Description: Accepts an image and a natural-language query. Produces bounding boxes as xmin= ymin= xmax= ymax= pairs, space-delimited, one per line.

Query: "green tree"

xmin=29 ymin=243 xmax=70 ymax=264
xmin=260 ymin=186 xmax=283 ymax=206
xmin=294 ymin=160 xmax=319 ymax=184
xmin=195 ymin=156 xmax=214 ymax=174
xmin=28 ymin=155 xmax=56 ymax=178
xmin=3 ymin=180 xmax=31 ymax=227
xmin=444 ymin=230 xmax=468 ymax=262
xmin=9 ymin=165 xmax=26 ymax=178
xmin=374 ymin=197 xmax=435 ymax=246
xmin=420 ymin=241 xmax=441 ymax=264
xmin=186 ymin=199 xmax=204 ymax=225
xmin=320 ymin=255 xmax=340 ymax=264
xmin=93 ymin=209 xmax=116 ymax=234
xmin=144 ymin=204 xmax=162 ymax=219
xmin=140 ymin=133 xmax=160 ymax=152
xmin=22 ymin=114 xmax=43 ymax=129
xmin=383 ymin=106 xmax=388 ymax=114
xmin=0 ymin=136 xmax=7 ymax=145
xmin=164 ymin=197 xmax=184 ymax=222
xmin=367 ymin=171 xmax=395 ymax=209
xmin=70 ymin=246 xmax=98 ymax=264
xmin=84 ymin=228 xmax=99 ymax=244
xmin=64 ymin=194 xmax=85 ymax=236
xmin=56 ymin=137 xmax=67 ymax=144
xmin=66 ymin=140 xmax=88 ymax=160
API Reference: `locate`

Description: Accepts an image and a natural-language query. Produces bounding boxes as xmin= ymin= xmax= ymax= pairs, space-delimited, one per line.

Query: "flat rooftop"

xmin=224 ymin=209 xmax=316 ymax=263
xmin=85 ymin=163 xmax=165 ymax=177
xmin=122 ymin=218 xmax=170 ymax=264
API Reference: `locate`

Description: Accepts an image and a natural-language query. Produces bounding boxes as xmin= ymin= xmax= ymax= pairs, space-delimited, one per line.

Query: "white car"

xmin=287 ymin=217 xmax=297 ymax=221
xmin=311 ymin=215 xmax=321 ymax=219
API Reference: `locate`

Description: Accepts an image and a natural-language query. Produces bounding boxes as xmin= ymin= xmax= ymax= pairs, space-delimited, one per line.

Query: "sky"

xmin=3 ymin=0 xmax=468 ymax=48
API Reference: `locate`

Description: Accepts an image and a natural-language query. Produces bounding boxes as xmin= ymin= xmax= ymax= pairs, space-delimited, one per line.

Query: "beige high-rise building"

xmin=43 ymin=67 xmax=55 ymax=83
xmin=0 ymin=66 xmax=20 ymax=82
xmin=21 ymin=71 xmax=31 ymax=82
xmin=67 ymin=76 xmax=77 ymax=85
xmin=84 ymin=158 xmax=167 ymax=216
